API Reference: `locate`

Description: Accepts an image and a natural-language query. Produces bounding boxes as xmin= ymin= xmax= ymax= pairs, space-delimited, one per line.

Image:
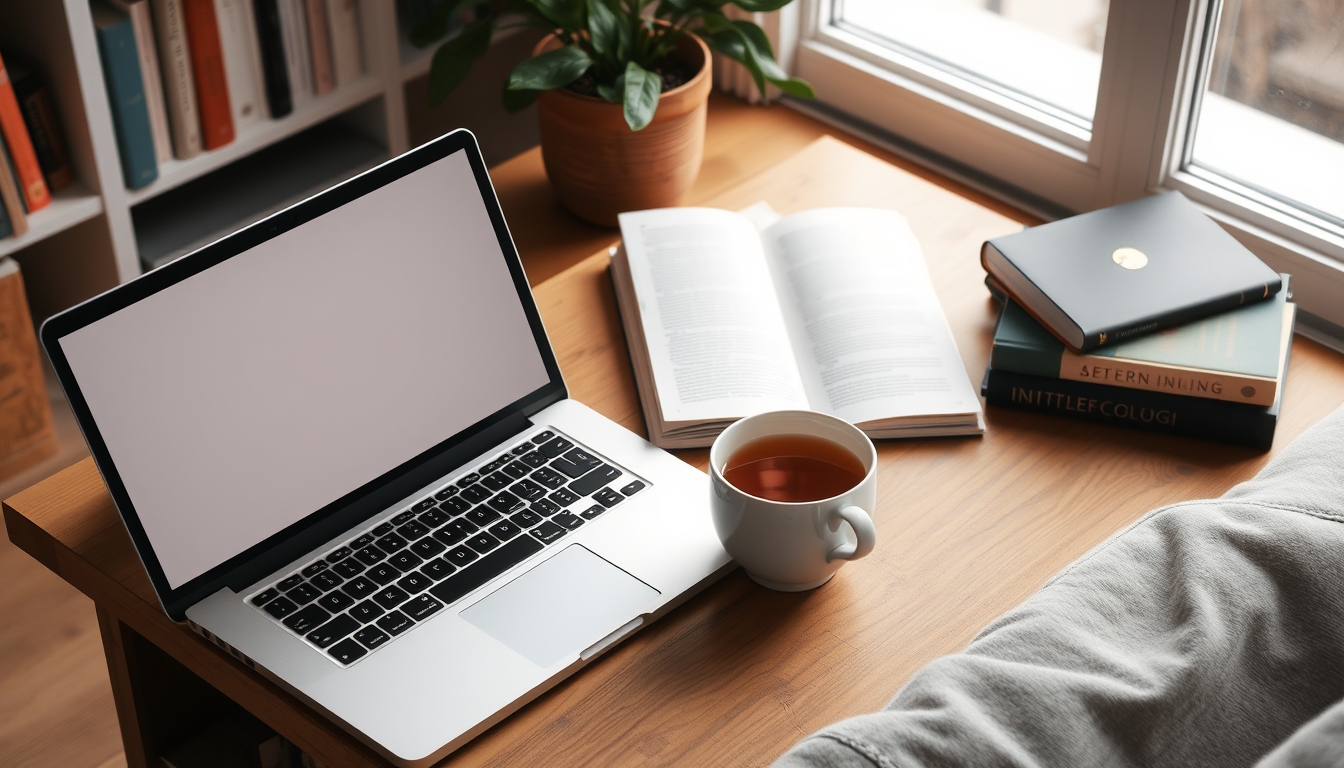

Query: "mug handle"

xmin=826 ymin=506 xmax=877 ymax=563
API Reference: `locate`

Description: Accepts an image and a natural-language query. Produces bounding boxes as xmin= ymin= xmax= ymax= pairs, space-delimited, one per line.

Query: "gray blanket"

xmin=774 ymin=403 xmax=1344 ymax=768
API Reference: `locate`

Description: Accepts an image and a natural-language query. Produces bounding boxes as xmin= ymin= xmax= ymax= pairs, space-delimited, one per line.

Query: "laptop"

xmin=41 ymin=130 xmax=733 ymax=767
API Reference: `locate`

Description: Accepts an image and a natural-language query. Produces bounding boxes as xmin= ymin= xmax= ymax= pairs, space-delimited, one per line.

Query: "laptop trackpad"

xmin=460 ymin=544 xmax=660 ymax=668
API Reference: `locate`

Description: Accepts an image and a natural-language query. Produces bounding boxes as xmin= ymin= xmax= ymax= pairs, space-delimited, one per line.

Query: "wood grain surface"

xmin=7 ymin=111 xmax=1344 ymax=768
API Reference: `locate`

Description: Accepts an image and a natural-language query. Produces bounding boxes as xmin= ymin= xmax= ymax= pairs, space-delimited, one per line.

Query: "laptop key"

xmin=465 ymin=507 xmax=502 ymax=527
xmin=391 ymin=510 xmax=417 ymax=526
xmin=286 ymin=582 xmax=322 ymax=605
xmin=353 ymin=546 xmax=386 ymax=566
xmin=434 ymin=484 xmax=458 ymax=500
xmin=317 ymin=590 xmax=356 ymax=613
xmin=620 ymin=480 xmax=646 ymax=496
xmin=410 ymin=538 xmax=446 ymax=559
xmin=429 ymin=535 xmax=544 ymax=606
xmin=531 ymin=498 xmax=561 ymax=517
xmin=350 ymin=533 xmax=376 ymax=549
xmin=375 ymin=533 xmax=408 ymax=554
xmin=251 ymin=588 xmax=279 ymax=606
xmin=531 ymin=467 xmax=566 ymax=489
xmin=388 ymin=550 xmax=423 ymax=572
xmin=553 ymin=448 xmax=600 ymax=478
xmin=373 ymin=586 xmax=410 ymax=610
xmin=331 ymin=558 xmax=364 ymax=579
xmin=433 ymin=520 xmax=475 ymax=547
xmin=460 ymin=485 xmax=491 ymax=504
xmin=412 ymin=497 xmax=438 ymax=513
xmin=482 ymin=456 xmax=510 ymax=474
xmin=418 ymin=508 xmax=451 ymax=529
xmin=502 ymin=461 xmax=530 ymax=480
xmin=397 ymin=519 xmax=430 ymax=540
xmin=439 ymin=496 xmax=471 ymax=515
xmin=530 ymin=521 xmax=566 ymax=544
xmin=551 ymin=455 xmax=593 ymax=479
xmin=488 ymin=520 xmax=523 ymax=541
xmin=537 ymin=437 xmax=572 ymax=458
xmin=276 ymin=574 xmax=303 ymax=592
xmin=373 ymin=522 xmax=394 ymax=536
xmin=510 ymin=479 xmax=547 ymax=501
xmin=342 ymin=575 xmax=379 ymax=600
xmin=403 ymin=594 xmax=444 ymax=621
xmin=420 ymin=558 xmax=456 ymax=580
xmin=349 ymin=600 xmax=385 ymax=623
xmin=367 ymin=564 xmax=400 ymax=585
xmin=397 ymin=572 xmax=432 ymax=594
xmin=262 ymin=596 xmax=298 ymax=619
xmin=283 ymin=604 xmax=330 ymax=634
xmin=485 ymin=492 xmax=524 ymax=515
xmin=569 ymin=464 xmax=622 ymax=496
xmin=444 ymin=546 xmax=479 ymax=568
xmin=325 ymin=546 xmax=353 ymax=564
xmin=307 ymin=614 xmax=359 ymax=648
xmin=480 ymin=472 xmax=511 ymax=492
xmin=593 ymin=488 xmax=625 ymax=508
xmin=510 ymin=509 xmax=543 ymax=529
xmin=310 ymin=570 xmax=343 ymax=591
xmin=460 ymin=472 xmax=481 ymax=485
xmin=580 ymin=504 xmax=606 ymax=520
xmin=531 ymin=430 xmax=556 ymax=445
xmin=328 ymin=638 xmax=367 ymax=665
xmin=512 ymin=442 xmax=534 ymax=456
xmin=377 ymin=611 xmax=414 ymax=636
xmin=549 ymin=488 xmax=580 ymax=507
xmin=553 ymin=512 xmax=584 ymax=530
xmin=354 ymin=626 xmax=390 ymax=650
xmin=518 ymin=451 xmax=547 ymax=468
xmin=465 ymin=532 xmax=501 ymax=555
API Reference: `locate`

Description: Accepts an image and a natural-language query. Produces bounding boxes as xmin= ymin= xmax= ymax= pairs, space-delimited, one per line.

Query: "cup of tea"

xmin=709 ymin=410 xmax=877 ymax=591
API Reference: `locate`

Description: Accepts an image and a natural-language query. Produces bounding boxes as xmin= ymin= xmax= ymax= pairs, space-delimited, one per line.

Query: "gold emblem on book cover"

xmin=1112 ymin=247 xmax=1148 ymax=270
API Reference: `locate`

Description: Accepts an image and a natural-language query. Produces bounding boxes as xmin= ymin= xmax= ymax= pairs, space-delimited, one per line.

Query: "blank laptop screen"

xmin=59 ymin=149 xmax=550 ymax=589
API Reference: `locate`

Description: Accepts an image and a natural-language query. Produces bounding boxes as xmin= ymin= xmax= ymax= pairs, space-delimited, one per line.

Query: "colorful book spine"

xmin=0 ymin=52 xmax=51 ymax=212
xmin=213 ymin=0 xmax=267 ymax=130
xmin=93 ymin=1 xmax=160 ymax=190
xmin=111 ymin=0 xmax=174 ymax=165
xmin=0 ymin=140 xmax=29 ymax=236
xmin=324 ymin=0 xmax=361 ymax=87
xmin=0 ymin=189 xmax=10 ymax=238
xmin=182 ymin=0 xmax=235 ymax=150
xmin=982 ymin=366 xmax=1282 ymax=451
xmin=10 ymin=63 xmax=75 ymax=191
xmin=251 ymin=0 xmax=292 ymax=118
xmin=304 ymin=0 xmax=334 ymax=96
xmin=151 ymin=0 xmax=203 ymax=158
xmin=276 ymin=0 xmax=313 ymax=108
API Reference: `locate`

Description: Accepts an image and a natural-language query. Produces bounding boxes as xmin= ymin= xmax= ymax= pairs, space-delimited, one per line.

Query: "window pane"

xmin=1190 ymin=0 xmax=1344 ymax=226
xmin=834 ymin=0 xmax=1110 ymax=127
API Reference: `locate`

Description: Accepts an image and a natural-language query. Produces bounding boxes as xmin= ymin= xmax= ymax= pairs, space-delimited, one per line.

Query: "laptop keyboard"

xmin=246 ymin=429 xmax=648 ymax=666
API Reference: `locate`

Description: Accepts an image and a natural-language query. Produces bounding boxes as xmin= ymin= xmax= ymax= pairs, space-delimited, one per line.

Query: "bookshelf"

xmin=0 ymin=0 xmax=513 ymax=315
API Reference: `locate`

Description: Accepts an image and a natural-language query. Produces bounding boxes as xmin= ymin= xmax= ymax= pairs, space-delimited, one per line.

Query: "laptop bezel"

xmin=40 ymin=129 xmax=567 ymax=621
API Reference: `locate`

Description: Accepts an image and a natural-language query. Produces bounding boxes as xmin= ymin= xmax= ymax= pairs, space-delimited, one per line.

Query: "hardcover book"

xmin=251 ymin=0 xmax=293 ymax=118
xmin=992 ymin=277 xmax=1290 ymax=406
xmin=182 ymin=0 xmax=236 ymax=149
xmin=109 ymin=0 xmax=174 ymax=165
xmin=151 ymin=0 xmax=204 ymax=158
xmin=214 ymin=0 xmax=269 ymax=130
xmin=0 ymin=51 xmax=50 ymax=212
xmin=611 ymin=205 xmax=984 ymax=448
xmin=0 ymin=140 xmax=29 ymax=236
xmin=93 ymin=0 xmax=160 ymax=189
xmin=9 ymin=59 xmax=75 ymax=190
xmin=981 ymin=191 xmax=1281 ymax=353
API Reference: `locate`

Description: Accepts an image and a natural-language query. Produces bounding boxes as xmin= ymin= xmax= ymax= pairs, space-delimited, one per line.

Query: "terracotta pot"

xmin=533 ymin=31 xmax=712 ymax=227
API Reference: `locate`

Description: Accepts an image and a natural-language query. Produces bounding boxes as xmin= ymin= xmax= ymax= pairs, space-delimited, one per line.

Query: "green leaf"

xmin=596 ymin=71 xmax=625 ymax=103
xmin=704 ymin=28 xmax=765 ymax=93
xmin=507 ymin=46 xmax=594 ymax=90
xmin=731 ymin=20 xmax=784 ymax=78
xmin=730 ymin=0 xmax=793 ymax=11
xmin=587 ymin=0 xmax=620 ymax=56
xmin=521 ymin=0 xmax=585 ymax=31
xmin=622 ymin=60 xmax=662 ymax=131
xmin=502 ymin=84 xmax=540 ymax=112
xmin=427 ymin=19 xmax=495 ymax=106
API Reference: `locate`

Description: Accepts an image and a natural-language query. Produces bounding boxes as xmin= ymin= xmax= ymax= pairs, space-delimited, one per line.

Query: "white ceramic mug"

xmin=709 ymin=410 xmax=878 ymax=591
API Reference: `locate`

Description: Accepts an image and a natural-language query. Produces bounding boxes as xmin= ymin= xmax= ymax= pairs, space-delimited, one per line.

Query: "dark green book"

xmin=991 ymin=276 xmax=1290 ymax=407
xmin=92 ymin=0 xmax=158 ymax=190
xmin=981 ymin=191 xmax=1281 ymax=353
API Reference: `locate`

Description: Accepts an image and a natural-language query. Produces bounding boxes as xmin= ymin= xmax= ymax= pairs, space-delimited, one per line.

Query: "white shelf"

xmin=125 ymin=75 xmax=385 ymax=205
xmin=0 ymin=183 xmax=104 ymax=259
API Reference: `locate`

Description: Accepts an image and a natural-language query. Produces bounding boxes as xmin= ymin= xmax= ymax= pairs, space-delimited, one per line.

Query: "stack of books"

xmin=979 ymin=191 xmax=1292 ymax=450
xmin=90 ymin=0 xmax=367 ymax=190
xmin=0 ymin=52 xmax=72 ymax=239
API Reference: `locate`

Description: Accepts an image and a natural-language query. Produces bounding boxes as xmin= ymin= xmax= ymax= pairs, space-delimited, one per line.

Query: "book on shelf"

xmin=0 ymin=51 xmax=51 ymax=213
xmin=108 ymin=0 xmax=174 ymax=165
xmin=151 ymin=0 xmax=205 ymax=159
xmin=182 ymin=0 xmax=236 ymax=150
xmin=303 ymin=0 xmax=335 ymax=96
xmin=992 ymin=277 xmax=1291 ymax=407
xmin=276 ymin=0 xmax=314 ymax=108
xmin=92 ymin=0 xmax=161 ymax=190
xmin=981 ymin=191 xmax=1281 ymax=353
xmin=214 ymin=0 xmax=270 ymax=130
xmin=8 ymin=58 xmax=76 ymax=191
xmin=982 ymin=294 xmax=1295 ymax=452
xmin=324 ymin=0 xmax=362 ymax=86
xmin=611 ymin=204 xmax=985 ymax=449
xmin=252 ymin=0 xmax=294 ymax=118
xmin=0 ymin=139 xmax=29 ymax=236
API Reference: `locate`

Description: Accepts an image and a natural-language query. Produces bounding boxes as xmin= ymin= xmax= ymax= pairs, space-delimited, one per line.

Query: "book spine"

xmin=151 ymin=0 xmax=203 ymax=158
xmin=0 ymin=53 xmax=50 ymax=212
xmin=237 ymin=0 xmax=271 ymax=120
xmin=0 ymin=140 xmax=29 ymax=235
xmin=95 ymin=9 xmax=161 ymax=190
xmin=182 ymin=0 xmax=235 ymax=150
xmin=251 ymin=0 xmax=292 ymax=118
xmin=118 ymin=0 xmax=174 ymax=165
xmin=324 ymin=0 xmax=361 ymax=87
xmin=11 ymin=68 xmax=75 ymax=191
xmin=983 ymin=367 xmax=1277 ymax=451
xmin=1085 ymin=279 xmax=1283 ymax=353
xmin=303 ymin=0 xmax=334 ymax=96
xmin=276 ymin=0 xmax=313 ymax=108
xmin=212 ymin=0 xmax=266 ymax=130
xmin=0 ymin=187 xmax=10 ymax=238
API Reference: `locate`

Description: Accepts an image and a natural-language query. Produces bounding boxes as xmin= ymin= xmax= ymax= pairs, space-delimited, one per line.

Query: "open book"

xmin=610 ymin=205 xmax=985 ymax=449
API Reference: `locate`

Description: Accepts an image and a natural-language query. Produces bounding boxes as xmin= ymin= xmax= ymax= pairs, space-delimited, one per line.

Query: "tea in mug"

xmin=722 ymin=433 xmax=866 ymax=503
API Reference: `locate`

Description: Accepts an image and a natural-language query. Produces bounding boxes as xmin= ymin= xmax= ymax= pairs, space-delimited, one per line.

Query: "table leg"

xmin=96 ymin=606 xmax=152 ymax=768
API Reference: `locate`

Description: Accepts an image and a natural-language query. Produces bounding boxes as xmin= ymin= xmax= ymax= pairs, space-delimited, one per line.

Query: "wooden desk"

xmin=8 ymin=112 xmax=1344 ymax=768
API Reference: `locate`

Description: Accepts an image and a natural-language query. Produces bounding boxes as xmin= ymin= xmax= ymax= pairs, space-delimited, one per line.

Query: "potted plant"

xmin=412 ymin=0 xmax=813 ymax=226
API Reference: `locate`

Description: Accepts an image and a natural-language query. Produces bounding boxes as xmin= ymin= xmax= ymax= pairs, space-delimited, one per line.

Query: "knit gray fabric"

xmin=774 ymin=403 xmax=1344 ymax=768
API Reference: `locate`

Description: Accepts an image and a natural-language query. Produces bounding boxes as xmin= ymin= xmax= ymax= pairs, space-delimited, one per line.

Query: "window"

xmin=793 ymin=0 xmax=1344 ymax=335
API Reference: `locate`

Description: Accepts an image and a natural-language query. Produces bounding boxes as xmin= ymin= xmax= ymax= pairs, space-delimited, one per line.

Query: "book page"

xmin=762 ymin=208 xmax=983 ymax=427
xmin=619 ymin=208 xmax=810 ymax=424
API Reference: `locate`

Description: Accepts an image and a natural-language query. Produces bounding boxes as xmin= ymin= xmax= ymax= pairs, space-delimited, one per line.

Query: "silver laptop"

xmin=41 ymin=130 xmax=732 ymax=767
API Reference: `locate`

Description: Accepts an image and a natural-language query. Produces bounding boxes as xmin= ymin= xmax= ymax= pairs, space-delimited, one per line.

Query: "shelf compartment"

xmin=125 ymin=75 xmax=385 ymax=206
xmin=0 ymin=183 xmax=105 ymax=259
xmin=132 ymin=120 xmax=386 ymax=270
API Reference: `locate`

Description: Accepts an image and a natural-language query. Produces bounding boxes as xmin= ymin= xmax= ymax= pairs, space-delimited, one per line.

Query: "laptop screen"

xmin=57 ymin=147 xmax=551 ymax=590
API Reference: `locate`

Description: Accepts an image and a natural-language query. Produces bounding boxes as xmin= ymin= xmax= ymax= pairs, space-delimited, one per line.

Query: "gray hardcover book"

xmin=981 ymin=191 xmax=1281 ymax=353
